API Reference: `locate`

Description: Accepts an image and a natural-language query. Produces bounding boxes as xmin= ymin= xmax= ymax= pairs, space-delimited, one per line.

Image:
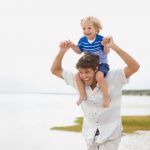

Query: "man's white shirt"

xmin=62 ymin=69 xmax=129 ymax=145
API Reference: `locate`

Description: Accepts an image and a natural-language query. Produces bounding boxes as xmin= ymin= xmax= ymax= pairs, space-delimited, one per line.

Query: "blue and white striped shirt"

xmin=77 ymin=34 xmax=108 ymax=64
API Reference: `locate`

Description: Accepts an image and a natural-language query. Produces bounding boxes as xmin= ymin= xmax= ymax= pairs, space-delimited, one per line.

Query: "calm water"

xmin=0 ymin=93 xmax=150 ymax=150
xmin=0 ymin=93 xmax=150 ymax=117
xmin=121 ymin=95 xmax=150 ymax=115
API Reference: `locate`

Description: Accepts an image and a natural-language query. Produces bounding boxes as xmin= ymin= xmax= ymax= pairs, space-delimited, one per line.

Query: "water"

xmin=0 ymin=93 xmax=150 ymax=150
xmin=121 ymin=95 xmax=150 ymax=115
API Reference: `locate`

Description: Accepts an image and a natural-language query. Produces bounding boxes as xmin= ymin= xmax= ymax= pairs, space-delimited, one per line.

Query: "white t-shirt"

xmin=62 ymin=69 xmax=129 ymax=145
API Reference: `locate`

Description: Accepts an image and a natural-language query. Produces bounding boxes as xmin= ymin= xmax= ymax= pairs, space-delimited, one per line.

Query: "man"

xmin=51 ymin=36 xmax=140 ymax=150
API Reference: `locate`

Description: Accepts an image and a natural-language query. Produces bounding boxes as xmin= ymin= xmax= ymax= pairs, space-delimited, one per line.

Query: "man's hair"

xmin=76 ymin=53 xmax=99 ymax=70
xmin=80 ymin=16 xmax=103 ymax=33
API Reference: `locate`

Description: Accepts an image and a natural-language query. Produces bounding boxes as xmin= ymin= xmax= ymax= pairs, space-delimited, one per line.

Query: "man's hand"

xmin=102 ymin=36 xmax=140 ymax=78
xmin=59 ymin=40 xmax=70 ymax=53
xmin=51 ymin=40 xmax=70 ymax=79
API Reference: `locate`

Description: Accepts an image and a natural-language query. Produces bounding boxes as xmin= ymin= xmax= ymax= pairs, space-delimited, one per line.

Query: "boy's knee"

xmin=96 ymin=71 xmax=104 ymax=80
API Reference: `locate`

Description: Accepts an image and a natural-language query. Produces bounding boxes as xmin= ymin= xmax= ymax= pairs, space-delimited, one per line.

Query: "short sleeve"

xmin=106 ymin=69 xmax=129 ymax=88
xmin=62 ymin=70 xmax=76 ymax=88
xmin=98 ymin=34 xmax=104 ymax=51
xmin=77 ymin=37 xmax=84 ymax=52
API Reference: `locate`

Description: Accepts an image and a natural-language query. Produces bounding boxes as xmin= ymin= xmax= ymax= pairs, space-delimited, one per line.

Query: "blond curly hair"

xmin=80 ymin=16 xmax=103 ymax=33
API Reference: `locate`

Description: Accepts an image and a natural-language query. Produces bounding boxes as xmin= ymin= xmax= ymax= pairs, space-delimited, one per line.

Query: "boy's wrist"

xmin=70 ymin=44 xmax=76 ymax=48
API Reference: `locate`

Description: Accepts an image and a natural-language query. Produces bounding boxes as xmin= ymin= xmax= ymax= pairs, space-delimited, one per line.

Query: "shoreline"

xmin=0 ymin=89 xmax=150 ymax=96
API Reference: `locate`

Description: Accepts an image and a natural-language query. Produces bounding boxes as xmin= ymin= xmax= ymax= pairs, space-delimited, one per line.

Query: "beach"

xmin=0 ymin=93 xmax=150 ymax=150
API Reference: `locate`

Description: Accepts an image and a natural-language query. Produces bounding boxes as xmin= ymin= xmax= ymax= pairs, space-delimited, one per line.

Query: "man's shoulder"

xmin=62 ymin=70 xmax=75 ymax=78
xmin=62 ymin=70 xmax=76 ymax=87
xmin=106 ymin=68 xmax=125 ymax=80
xmin=108 ymin=69 xmax=124 ymax=74
xmin=106 ymin=68 xmax=128 ymax=87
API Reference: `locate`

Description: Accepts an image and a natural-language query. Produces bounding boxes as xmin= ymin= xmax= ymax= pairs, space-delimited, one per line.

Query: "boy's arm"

xmin=69 ymin=40 xmax=81 ymax=54
xmin=101 ymin=41 xmax=110 ymax=54
xmin=103 ymin=36 xmax=140 ymax=78
xmin=104 ymin=46 xmax=110 ymax=54
xmin=51 ymin=41 xmax=70 ymax=79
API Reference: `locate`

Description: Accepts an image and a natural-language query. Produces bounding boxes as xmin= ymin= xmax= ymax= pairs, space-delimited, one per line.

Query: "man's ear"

xmin=95 ymin=66 xmax=99 ymax=72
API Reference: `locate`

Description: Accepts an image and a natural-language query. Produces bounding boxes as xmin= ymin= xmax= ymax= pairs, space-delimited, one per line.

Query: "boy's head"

xmin=80 ymin=16 xmax=103 ymax=40
xmin=76 ymin=53 xmax=99 ymax=86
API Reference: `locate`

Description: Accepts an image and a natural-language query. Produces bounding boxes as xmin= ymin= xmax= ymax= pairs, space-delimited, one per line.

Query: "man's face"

xmin=78 ymin=67 xmax=97 ymax=87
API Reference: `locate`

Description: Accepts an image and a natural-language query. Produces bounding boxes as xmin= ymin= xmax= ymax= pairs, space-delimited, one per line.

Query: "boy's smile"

xmin=82 ymin=20 xmax=97 ymax=41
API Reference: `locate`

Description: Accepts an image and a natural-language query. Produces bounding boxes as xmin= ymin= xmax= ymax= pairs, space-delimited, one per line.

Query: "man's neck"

xmin=90 ymin=80 xmax=97 ymax=90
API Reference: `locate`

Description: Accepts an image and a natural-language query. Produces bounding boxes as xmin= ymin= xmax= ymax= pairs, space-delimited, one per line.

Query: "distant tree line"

xmin=122 ymin=89 xmax=150 ymax=96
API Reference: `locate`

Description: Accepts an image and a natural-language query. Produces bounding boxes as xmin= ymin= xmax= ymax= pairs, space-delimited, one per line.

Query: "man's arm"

xmin=103 ymin=37 xmax=140 ymax=78
xmin=51 ymin=41 xmax=70 ymax=79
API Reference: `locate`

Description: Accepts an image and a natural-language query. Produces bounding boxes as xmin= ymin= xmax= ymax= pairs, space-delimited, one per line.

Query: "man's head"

xmin=76 ymin=53 xmax=99 ymax=87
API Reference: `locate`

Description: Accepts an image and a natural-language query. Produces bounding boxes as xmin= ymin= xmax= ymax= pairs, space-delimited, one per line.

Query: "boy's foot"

xmin=76 ymin=96 xmax=87 ymax=106
xmin=103 ymin=99 xmax=110 ymax=107
xmin=76 ymin=99 xmax=83 ymax=105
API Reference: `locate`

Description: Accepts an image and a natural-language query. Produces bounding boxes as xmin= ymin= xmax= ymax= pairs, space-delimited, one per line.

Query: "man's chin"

xmin=84 ymin=81 xmax=91 ymax=86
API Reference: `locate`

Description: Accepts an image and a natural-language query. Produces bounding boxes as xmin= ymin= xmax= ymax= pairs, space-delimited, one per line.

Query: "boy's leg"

xmin=96 ymin=71 xmax=109 ymax=107
xmin=75 ymin=73 xmax=87 ymax=105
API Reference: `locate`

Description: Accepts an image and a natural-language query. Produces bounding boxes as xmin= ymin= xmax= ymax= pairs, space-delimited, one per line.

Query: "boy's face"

xmin=82 ymin=21 xmax=97 ymax=41
xmin=78 ymin=67 xmax=97 ymax=88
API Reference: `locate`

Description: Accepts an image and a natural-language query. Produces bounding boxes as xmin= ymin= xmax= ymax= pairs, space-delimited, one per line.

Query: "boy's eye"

xmin=88 ymin=27 xmax=91 ymax=30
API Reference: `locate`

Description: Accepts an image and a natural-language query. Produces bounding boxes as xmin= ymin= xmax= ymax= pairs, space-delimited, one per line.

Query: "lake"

xmin=0 ymin=93 xmax=150 ymax=150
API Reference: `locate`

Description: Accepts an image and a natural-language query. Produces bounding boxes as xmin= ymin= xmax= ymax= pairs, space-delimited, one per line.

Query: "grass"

xmin=51 ymin=116 xmax=150 ymax=133
xmin=51 ymin=117 xmax=83 ymax=132
xmin=122 ymin=116 xmax=150 ymax=133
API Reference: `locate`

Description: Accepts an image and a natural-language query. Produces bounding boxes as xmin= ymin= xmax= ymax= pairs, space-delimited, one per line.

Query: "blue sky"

xmin=0 ymin=0 xmax=150 ymax=93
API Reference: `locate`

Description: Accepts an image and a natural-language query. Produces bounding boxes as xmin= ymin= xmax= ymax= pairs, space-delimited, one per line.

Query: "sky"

xmin=0 ymin=0 xmax=150 ymax=93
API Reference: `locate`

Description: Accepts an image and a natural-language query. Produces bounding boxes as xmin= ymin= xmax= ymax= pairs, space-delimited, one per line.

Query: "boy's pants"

xmin=87 ymin=137 xmax=121 ymax=150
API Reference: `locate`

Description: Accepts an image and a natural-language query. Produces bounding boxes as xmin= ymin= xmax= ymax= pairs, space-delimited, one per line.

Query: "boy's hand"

xmin=102 ymin=36 xmax=114 ymax=49
xmin=68 ymin=40 xmax=76 ymax=48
